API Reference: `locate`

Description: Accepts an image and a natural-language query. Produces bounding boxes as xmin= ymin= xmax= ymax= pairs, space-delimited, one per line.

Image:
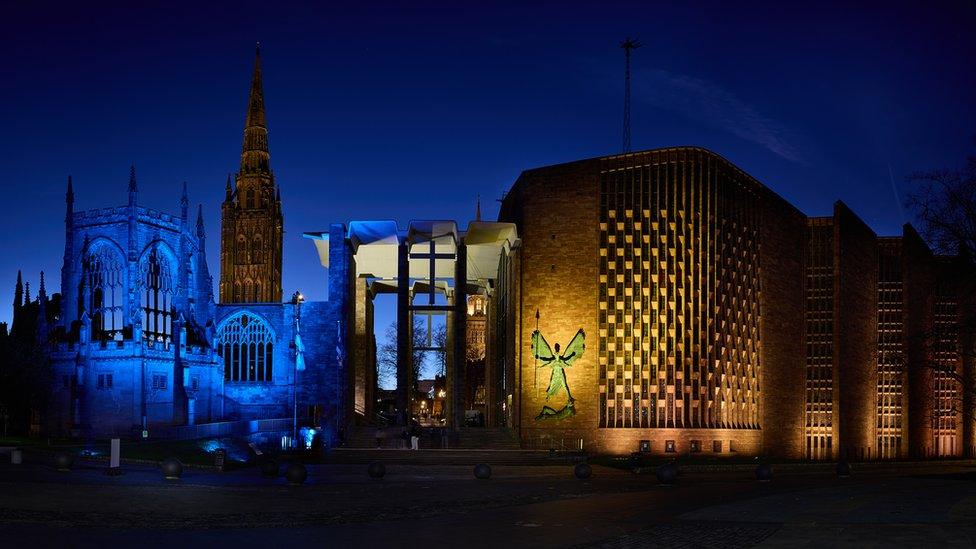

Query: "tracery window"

xmin=251 ymin=235 xmax=263 ymax=263
xmin=81 ymin=245 xmax=125 ymax=340
xmin=217 ymin=312 xmax=275 ymax=382
xmin=236 ymin=235 xmax=248 ymax=264
xmin=141 ymin=248 xmax=173 ymax=345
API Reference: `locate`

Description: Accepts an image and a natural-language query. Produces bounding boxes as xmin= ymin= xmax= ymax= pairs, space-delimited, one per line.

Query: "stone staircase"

xmin=342 ymin=426 xmax=519 ymax=450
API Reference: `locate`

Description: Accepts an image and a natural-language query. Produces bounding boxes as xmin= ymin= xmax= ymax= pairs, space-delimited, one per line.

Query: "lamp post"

xmin=292 ymin=290 xmax=305 ymax=448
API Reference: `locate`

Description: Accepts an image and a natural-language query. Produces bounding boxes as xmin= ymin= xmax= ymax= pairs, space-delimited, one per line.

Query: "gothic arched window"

xmin=254 ymin=280 xmax=263 ymax=302
xmin=141 ymin=248 xmax=173 ymax=346
xmin=233 ymin=281 xmax=243 ymax=302
xmin=251 ymin=235 xmax=263 ymax=264
xmin=81 ymin=245 xmax=125 ymax=340
xmin=244 ymin=279 xmax=254 ymax=302
xmin=216 ymin=312 xmax=275 ymax=382
xmin=246 ymin=190 xmax=256 ymax=209
xmin=236 ymin=235 xmax=248 ymax=264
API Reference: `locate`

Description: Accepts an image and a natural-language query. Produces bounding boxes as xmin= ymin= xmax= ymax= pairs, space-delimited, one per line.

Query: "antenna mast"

xmin=620 ymin=37 xmax=642 ymax=153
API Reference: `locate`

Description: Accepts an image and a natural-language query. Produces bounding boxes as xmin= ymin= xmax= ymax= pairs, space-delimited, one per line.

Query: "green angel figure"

xmin=532 ymin=328 xmax=585 ymax=420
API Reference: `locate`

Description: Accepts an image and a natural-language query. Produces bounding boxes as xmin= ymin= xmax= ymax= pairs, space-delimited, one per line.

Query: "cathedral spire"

xmin=476 ymin=195 xmax=482 ymax=222
xmin=23 ymin=281 xmax=30 ymax=306
xmin=240 ymin=44 xmax=270 ymax=176
xmin=66 ymin=175 xmax=74 ymax=211
xmin=225 ymin=173 xmax=233 ymax=201
xmin=14 ymin=270 xmax=22 ymax=310
xmin=181 ymin=181 xmax=189 ymax=221
xmin=128 ymin=165 xmax=138 ymax=206
xmin=38 ymin=271 xmax=47 ymax=302
xmin=196 ymin=204 xmax=206 ymax=239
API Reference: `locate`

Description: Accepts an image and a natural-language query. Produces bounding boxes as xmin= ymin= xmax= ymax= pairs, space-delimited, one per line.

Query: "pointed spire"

xmin=66 ymin=175 xmax=74 ymax=204
xmin=14 ymin=270 xmax=23 ymax=309
xmin=476 ymin=195 xmax=482 ymax=222
xmin=196 ymin=204 xmax=206 ymax=238
xmin=128 ymin=165 xmax=138 ymax=206
xmin=240 ymin=45 xmax=270 ymax=175
xmin=225 ymin=173 xmax=233 ymax=201
xmin=23 ymin=281 xmax=30 ymax=305
xmin=38 ymin=271 xmax=47 ymax=301
xmin=180 ymin=181 xmax=189 ymax=221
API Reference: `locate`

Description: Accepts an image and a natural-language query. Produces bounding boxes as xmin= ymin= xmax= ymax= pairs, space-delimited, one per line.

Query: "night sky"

xmin=3 ymin=1 xmax=975 ymax=329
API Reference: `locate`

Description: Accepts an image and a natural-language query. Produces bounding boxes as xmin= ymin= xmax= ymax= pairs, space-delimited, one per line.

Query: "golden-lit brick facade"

xmin=496 ymin=146 xmax=976 ymax=459
xmin=597 ymin=154 xmax=761 ymax=430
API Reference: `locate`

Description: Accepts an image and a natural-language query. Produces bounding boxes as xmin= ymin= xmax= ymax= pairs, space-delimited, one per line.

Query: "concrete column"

xmin=453 ymin=242 xmax=467 ymax=430
xmin=396 ymin=241 xmax=410 ymax=425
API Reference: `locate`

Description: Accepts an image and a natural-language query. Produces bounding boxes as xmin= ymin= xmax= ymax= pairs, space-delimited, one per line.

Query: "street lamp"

xmin=291 ymin=290 xmax=305 ymax=448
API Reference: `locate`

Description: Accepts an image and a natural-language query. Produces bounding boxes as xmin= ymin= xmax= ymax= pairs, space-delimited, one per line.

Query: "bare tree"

xmin=906 ymin=146 xmax=976 ymax=431
xmin=906 ymin=148 xmax=976 ymax=259
xmin=376 ymin=319 xmax=431 ymax=389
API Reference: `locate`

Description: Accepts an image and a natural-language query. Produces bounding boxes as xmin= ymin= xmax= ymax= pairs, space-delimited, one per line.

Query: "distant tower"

xmin=219 ymin=44 xmax=284 ymax=304
xmin=620 ymin=37 xmax=641 ymax=153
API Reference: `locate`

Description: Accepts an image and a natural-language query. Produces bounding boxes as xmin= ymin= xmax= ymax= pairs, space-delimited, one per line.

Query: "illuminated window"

xmin=217 ymin=312 xmax=275 ymax=382
xmin=81 ymin=244 xmax=125 ymax=340
xmin=236 ymin=235 xmax=248 ymax=264
xmin=141 ymin=248 xmax=173 ymax=346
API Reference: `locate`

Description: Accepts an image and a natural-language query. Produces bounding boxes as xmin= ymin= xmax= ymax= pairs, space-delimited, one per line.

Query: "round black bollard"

xmin=473 ymin=463 xmax=492 ymax=480
xmin=260 ymin=458 xmax=279 ymax=478
xmin=285 ymin=462 xmax=307 ymax=485
xmin=755 ymin=462 xmax=773 ymax=482
xmin=54 ymin=452 xmax=74 ymax=472
xmin=161 ymin=458 xmax=183 ymax=480
xmin=656 ymin=463 xmax=678 ymax=485
xmin=836 ymin=461 xmax=852 ymax=477
xmin=367 ymin=461 xmax=386 ymax=479
xmin=574 ymin=462 xmax=592 ymax=480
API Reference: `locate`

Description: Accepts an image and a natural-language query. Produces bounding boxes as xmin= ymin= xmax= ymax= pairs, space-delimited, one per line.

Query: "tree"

xmin=376 ymin=318 xmax=433 ymax=390
xmin=906 ymin=146 xmax=976 ymax=433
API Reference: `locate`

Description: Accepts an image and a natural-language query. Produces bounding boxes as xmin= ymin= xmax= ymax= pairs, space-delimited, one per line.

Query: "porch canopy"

xmin=303 ymin=219 xmax=518 ymax=292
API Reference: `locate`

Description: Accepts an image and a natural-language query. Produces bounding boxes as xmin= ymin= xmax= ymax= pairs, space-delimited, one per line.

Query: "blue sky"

xmin=2 ymin=1 xmax=974 ymax=330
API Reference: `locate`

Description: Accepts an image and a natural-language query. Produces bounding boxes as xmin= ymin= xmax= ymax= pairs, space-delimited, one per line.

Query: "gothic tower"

xmin=219 ymin=45 xmax=284 ymax=304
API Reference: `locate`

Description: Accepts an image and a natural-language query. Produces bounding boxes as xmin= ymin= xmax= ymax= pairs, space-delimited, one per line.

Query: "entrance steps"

xmin=342 ymin=426 xmax=519 ymax=450
xmin=325 ymin=448 xmax=569 ymax=465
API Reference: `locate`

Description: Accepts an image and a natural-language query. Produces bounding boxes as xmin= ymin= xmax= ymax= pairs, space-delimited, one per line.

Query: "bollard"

xmin=55 ymin=452 xmax=74 ymax=472
xmin=755 ymin=462 xmax=773 ymax=482
xmin=367 ymin=461 xmax=386 ymax=479
xmin=260 ymin=458 xmax=279 ymax=478
xmin=656 ymin=463 xmax=678 ymax=485
xmin=473 ymin=463 xmax=492 ymax=480
xmin=161 ymin=458 xmax=183 ymax=480
xmin=573 ymin=462 xmax=592 ymax=480
xmin=836 ymin=461 xmax=852 ymax=477
xmin=285 ymin=462 xmax=307 ymax=485
xmin=10 ymin=449 xmax=22 ymax=465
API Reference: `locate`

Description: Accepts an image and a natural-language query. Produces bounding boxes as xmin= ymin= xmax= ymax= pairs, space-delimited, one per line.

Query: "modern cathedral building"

xmin=9 ymin=50 xmax=974 ymax=460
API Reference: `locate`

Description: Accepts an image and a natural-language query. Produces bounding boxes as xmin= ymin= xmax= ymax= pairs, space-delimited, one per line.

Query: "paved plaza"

xmin=1 ymin=451 xmax=974 ymax=547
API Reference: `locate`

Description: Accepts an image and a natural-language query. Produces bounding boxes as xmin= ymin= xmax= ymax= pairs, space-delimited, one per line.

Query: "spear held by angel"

xmin=532 ymin=328 xmax=585 ymax=420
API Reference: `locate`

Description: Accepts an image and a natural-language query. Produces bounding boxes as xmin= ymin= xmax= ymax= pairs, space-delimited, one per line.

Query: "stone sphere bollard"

xmin=656 ymin=463 xmax=678 ymax=485
xmin=260 ymin=459 xmax=279 ymax=478
xmin=367 ymin=461 xmax=386 ymax=479
xmin=836 ymin=461 xmax=852 ymax=477
xmin=54 ymin=452 xmax=74 ymax=471
xmin=473 ymin=463 xmax=492 ymax=480
xmin=755 ymin=462 xmax=773 ymax=482
xmin=161 ymin=458 xmax=183 ymax=480
xmin=574 ymin=462 xmax=592 ymax=480
xmin=285 ymin=462 xmax=308 ymax=485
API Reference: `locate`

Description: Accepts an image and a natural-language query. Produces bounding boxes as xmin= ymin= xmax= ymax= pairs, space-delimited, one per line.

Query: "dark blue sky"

xmin=3 ymin=1 xmax=975 ymax=327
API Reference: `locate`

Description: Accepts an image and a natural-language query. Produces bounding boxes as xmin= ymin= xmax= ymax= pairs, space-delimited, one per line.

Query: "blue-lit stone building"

xmin=47 ymin=171 xmax=221 ymax=436
xmin=33 ymin=48 xmax=349 ymax=441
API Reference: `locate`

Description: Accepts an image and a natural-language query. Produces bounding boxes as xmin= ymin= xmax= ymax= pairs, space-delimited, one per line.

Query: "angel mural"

xmin=532 ymin=328 xmax=585 ymax=420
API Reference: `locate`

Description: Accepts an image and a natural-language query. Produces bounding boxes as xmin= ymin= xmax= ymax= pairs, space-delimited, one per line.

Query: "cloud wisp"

xmin=637 ymin=69 xmax=807 ymax=164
